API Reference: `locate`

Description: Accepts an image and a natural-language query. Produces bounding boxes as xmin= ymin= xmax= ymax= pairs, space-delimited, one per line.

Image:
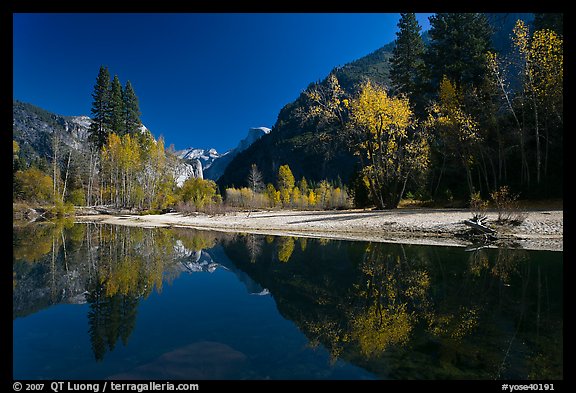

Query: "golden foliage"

xmin=513 ymin=20 xmax=563 ymax=113
xmin=14 ymin=167 xmax=54 ymax=202
xmin=278 ymin=164 xmax=295 ymax=206
xmin=277 ymin=236 xmax=295 ymax=263
xmin=350 ymin=81 xmax=412 ymax=145
xmin=351 ymin=303 xmax=413 ymax=357
xmin=348 ymin=80 xmax=429 ymax=208
xmin=303 ymin=73 xmax=347 ymax=126
xmin=529 ymin=29 xmax=563 ymax=108
xmin=431 ymin=76 xmax=481 ymax=145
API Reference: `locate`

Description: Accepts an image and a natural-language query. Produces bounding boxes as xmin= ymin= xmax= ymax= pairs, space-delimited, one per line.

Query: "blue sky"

xmin=13 ymin=13 xmax=432 ymax=153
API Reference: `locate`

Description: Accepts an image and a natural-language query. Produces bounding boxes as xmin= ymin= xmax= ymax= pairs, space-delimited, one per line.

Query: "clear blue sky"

xmin=13 ymin=13 xmax=432 ymax=153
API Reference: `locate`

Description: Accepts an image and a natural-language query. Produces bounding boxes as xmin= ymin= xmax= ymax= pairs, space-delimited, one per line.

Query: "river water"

xmin=13 ymin=221 xmax=562 ymax=379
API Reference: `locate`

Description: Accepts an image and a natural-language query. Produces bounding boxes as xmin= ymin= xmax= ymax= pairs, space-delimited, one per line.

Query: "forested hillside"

xmin=219 ymin=13 xmax=562 ymax=208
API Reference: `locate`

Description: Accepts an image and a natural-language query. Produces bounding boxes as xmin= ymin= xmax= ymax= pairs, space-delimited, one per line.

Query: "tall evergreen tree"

xmin=123 ymin=81 xmax=141 ymax=136
xmin=110 ymin=75 xmax=125 ymax=135
xmin=390 ymin=13 xmax=426 ymax=110
xmin=426 ymin=13 xmax=493 ymax=91
xmin=88 ymin=66 xmax=112 ymax=149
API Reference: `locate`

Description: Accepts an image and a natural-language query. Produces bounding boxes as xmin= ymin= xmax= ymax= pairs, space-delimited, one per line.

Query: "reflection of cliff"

xmin=14 ymin=224 xmax=194 ymax=360
xmin=220 ymin=236 xmax=563 ymax=380
xmin=180 ymin=249 xmax=220 ymax=273
xmin=13 ymin=220 xmax=91 ymax=318
xmin=168 ymin=229 xmax=269 ymax=295
xmin=13 ymin=224 xmax=269 ymax=362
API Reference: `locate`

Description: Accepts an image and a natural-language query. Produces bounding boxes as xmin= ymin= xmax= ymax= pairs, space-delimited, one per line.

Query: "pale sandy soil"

xmin=75 ymin=208 xmax=563 ymax=251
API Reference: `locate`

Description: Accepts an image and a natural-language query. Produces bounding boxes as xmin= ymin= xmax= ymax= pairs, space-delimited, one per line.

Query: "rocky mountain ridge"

xmin=13 ymin=100 xmax=268 ymax=186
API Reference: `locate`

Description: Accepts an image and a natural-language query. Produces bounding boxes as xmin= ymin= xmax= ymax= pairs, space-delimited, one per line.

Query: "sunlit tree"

xmin=348 ymin=80 xmax=429 ymax=208
xmin=180 ymin=177 xmax=218 ymax=210
xmin=14 ymin=167 xmax=54 ymax=202
xmin=427 ymin=77 xmax=481 ymax=196
xmin=278 ymin=164 xmax=295 ymax=207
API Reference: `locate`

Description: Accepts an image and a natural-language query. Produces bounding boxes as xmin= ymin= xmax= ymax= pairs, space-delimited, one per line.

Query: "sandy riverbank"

xmin=75 ymin=208 xmax=563 ymax=251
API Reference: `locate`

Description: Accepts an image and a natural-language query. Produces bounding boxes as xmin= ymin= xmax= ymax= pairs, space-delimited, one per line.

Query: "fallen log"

xmin=464 ymin=219 xmax=496 ymax=234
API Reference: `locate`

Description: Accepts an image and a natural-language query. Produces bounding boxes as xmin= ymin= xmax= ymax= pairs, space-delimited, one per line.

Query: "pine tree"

xmin=426 ymin=13 xmax=493 ymax=90
xmin=88 ymin=66 xmax=112 ymax=149
xmin=123 ymin=81 xmax=141 ymax=136
xmin=110 ymin=75 xmax=125 ymax=135
xmin=390 ymin=13 xmax=426 ymax=109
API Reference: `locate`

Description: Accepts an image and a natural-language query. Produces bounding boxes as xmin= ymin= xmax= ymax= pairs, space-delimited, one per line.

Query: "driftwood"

xmin=464 ymin=219 xmax=496 ymax=234
xmin=93 ymin=206 xmax=134 ymax=215
xmin=460 ymin=216 xmax=498 ymax=243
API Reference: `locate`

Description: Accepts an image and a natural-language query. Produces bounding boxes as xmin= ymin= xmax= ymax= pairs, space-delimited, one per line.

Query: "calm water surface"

xmin=13 ymin=221 xmax=562 ymax=380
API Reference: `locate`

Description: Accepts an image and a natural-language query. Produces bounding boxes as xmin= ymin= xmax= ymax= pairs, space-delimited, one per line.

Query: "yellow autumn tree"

xmin=292 ymin=186 xmax=302 ymax=208
xmin=120 ymin=133 xmax=141 ymax=207
xmin=348 ymin=80 xmax=429 ymax=209
xmin=14 ymin=167 xmax=54 ymax=202
xmin=180 ymin=177 xmax=218 ymax=210
xmin=266 ymin=183 xmax=280 ymax=208
xmin=512 ymin=20 xmax=563 ymax=185
xmin=100 ymin=133 xmax=122 ymax=205
xmin=528 ymin=26 xmax=563 ymax=184
xmin=277 ymin=164 xmax=295 ymax=207
xmin=99 ymin=132 xmax=176 ymax=210
xmin=530 ymin=29 xmax=563 ymax=119
xmin=427 ymin=77 xmax=481 ymax=196
xmin=308 ymin=190 xmax=317 ymax=207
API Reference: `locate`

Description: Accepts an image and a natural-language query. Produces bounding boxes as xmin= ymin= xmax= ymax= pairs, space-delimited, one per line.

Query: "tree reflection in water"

xmin=13 ymin=224 xmax=562 ymax=378
xmin=13 ymin=223 xmax=221 ymax=361
xmin=227 ymin=235 xmax=562 ymax=379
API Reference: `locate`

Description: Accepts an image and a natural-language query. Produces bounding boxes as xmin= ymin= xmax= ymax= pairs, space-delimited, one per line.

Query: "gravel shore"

xmin=76 ymin=208 xmax=563 ymax=251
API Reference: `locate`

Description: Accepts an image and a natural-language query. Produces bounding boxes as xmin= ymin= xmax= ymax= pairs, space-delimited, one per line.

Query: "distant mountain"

xmin=176 ymin=147 xmax=222 ymax=170
xmin=177 ymin=127 xmax=270 ymax=181
xmin=237 ymin=127 xmax=272 ymax=151
xmin=204 ymin=127 xmax=270 ymax=181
